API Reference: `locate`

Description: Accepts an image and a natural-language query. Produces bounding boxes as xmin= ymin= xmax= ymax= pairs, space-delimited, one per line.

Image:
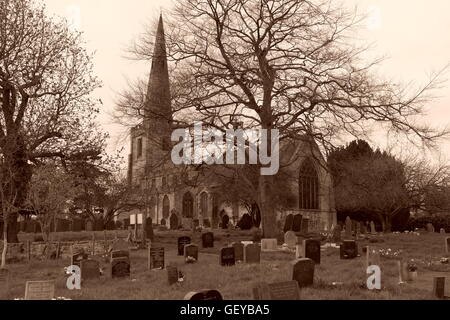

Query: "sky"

xmin=42 ymin=0 xmax=450 ymax=162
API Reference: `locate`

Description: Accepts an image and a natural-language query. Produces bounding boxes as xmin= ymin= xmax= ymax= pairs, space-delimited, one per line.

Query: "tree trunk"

xmin=259 ymin=174 xmax=277 ymax=238
xmin=1 ymin=220 xmax=7 ymax=269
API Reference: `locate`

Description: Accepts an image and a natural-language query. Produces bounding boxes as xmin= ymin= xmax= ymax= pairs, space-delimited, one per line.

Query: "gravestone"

xmin=170 ymin=214 xmax=179 ymax=230
xmin=202 ymin=232 xmax=214 ymax=248
xmin=150 ymin=247 xmax=165 ymax=270
xmin=345 ymin=217 xmax=352 ymax=238
xmin=292 ymin=214 xmax=302 ymax=232
xmin=184 ymin=290 xmax=223 ymax=300
xmin=426 ymin=223 xmax=435 ymax=233
xmin=253 ymin=281 xmax=300 ymax=300
xmin=184 ymin=244 xmax=199 ymax=263
xmin=220 ymin=247 xmax=236 ymax=267
xmin=261 ymin=239 xmax=278 ymax=251
xmin=178 ymin=236 xmax=191 ymax=256
xmin=244 ymin=243 xmax=261 ymax=264
xmin=111 ymin=250 xmax=130 ymax=260
xmin=0 ymin=269 xmax=10 ymax=298
xmin=370 ymin=221 xmax=376 ymax=234
xmin=398 ymin=260 xmax=412 ymax=283
xmin=302 ymin=239 xmax=321 ymax=264
xmin=300 ymin=218 xmax=309 ymax=234
xmin=291 ymin=258 xmax=315 ymax=288
xmin=340 ymin=240 xmax=358 ymax=259
xmin=284 ymin=231 xmax=297 ymax=249
xmin=440 ymin=228 xmax=446 ymax=234
xmin=221 ymin=215 xmax=230 ymax=229
xmin=232 ymin=242 xmax=244 ymax=262
xmin=71 ymin=251 xmax=89 ymax=268
xmin=433 ymin=277 xmax=446 ymax=299
xmin=295 ymin=244 xmax=302 ymax=259
xmin=167 ymin=265 xmax=179 ymax=285
xmin=283 ymin=214 xmax=294 ymax=233
xmin=24 ymin=280 xmax=55 ymax=300
xmin=332 ymin=225 xmax=342 ymax=243
xmin=111 ymin=258 xmax=131 ymax=278
xmin=80 ymin=260 xmax=100 ymax=281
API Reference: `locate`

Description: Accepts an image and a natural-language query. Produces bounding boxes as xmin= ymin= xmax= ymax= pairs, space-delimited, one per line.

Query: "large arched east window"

xmin=299 ymin=159 xmax=319 ymax=210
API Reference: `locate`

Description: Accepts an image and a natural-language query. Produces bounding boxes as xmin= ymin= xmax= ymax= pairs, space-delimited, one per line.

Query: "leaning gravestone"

xmin=178 ymin=236 xmax=191 ymax=256
xmin=291 ymin=258 xmax=315 ymax=288
xmin=184 ymin=244 xmax=199 ymax=263
xmin=220 ymin=247 xmax=235 ymax=267
xmin=302 ymin=239 xmax=321 ymax=264
xmin=24 ymin=280 xmax=55 ymax=300
xmin=261 ymin=239 xmax=277 ymax=251
xmin=244 ymin=243 xmax=261 ymax=264
xmin=232 ymin=242 xmax=244 ymax=262
xmin=150 ymin=247 xmax=165 ymax=270
xmin=111 ymin=257 xmax=131 ymax=278
xmin=202 ymin=232 xmax=214 ymax=248
xmin=253 ymin=281 xmax=300 ymax=300
xmin=284 ymin=231 xmax=297 ymax=249
xmin=184 ymin=290 xmax=223 ymax=300
xmin=340 ymin=240 xmax=358 ymax=259
xmin=81 ymin=260 xmax=100 ymax=281
xmin=345 ymin=217 xmax=352 ymax=238
xmin=170 ymin=214 xmax=179 ymax=230
xmin=283 ymin=214 xmax=294 ymax=233
xmin=292 ymin=214 xmax=302 ymax=232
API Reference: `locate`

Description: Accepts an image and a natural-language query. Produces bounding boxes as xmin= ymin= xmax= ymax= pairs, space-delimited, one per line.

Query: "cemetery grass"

xmin=3 ymin=231 xmax=450 ymax=300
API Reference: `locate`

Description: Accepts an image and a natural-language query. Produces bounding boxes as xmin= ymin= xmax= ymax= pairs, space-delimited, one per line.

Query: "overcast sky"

xmin=43 ymin=0 xmax=450 ymax=161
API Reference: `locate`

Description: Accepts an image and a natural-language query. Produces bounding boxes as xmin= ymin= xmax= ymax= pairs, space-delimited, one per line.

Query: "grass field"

xmin=1 ymin=230 xmax=449 ymax=300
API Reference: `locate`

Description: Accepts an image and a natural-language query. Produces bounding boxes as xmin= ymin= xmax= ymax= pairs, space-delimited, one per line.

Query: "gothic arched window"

xmin=299 ymin=159 xmax=319 ymax=210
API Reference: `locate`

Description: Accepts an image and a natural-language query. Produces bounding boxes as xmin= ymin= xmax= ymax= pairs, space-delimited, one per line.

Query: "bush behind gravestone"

xmin=406 ymin=215 xmax=450 ymax=233
xmin=237 ymin=214 xmax=254 ymax=230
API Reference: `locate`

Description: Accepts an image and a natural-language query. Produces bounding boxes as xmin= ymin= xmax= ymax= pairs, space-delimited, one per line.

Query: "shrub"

xmin=406 ymin=214 xmax=450 ymax=232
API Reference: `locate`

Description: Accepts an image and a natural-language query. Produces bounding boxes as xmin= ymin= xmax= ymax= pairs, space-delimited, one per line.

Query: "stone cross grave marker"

xmin=150 ymin=247 xmax=165 ymax=270
xmin=220 ymin=247 xmax=235 ymax=266
xmin=284 ymin=231 xmax=297 ymax=249
xmin=184 ymin=244 xmax=199 ymax=263
xmin=81 ymin=260 xmax=100 ymax=281
xmin=184 ymin=290 xmax=223 ymax=300
xmin=232 ymin=242 xmax=244 ymax=262
xmin=291 ymin=258 xmax=315 ymax=288
xmin=244 ymin=243 xmax=261 ymax=264
xmin=283 ymin=214 xmax=294 ymax=233
xmin=24 ymin=280 xmax=55 ymax=300
xmin=111 ymin=258 xmax=130 ymax=278
xmin=340 ymin=240 xmax=358 ymax=259
xmin=202 ymin=232 xmax=214 ymax=248
xmin=261 ymin=239 xmax=277 ymax=251
xmin=178 ymin=236 xmax=191 ymax=256
xmin=302 ymin=239 xmax=321 ymax=264
xmin=253 ymin=281 xmax=300 ymax=300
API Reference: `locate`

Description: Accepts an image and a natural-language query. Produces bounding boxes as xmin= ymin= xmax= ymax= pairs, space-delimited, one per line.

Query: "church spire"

xmin=145 ymin=14 xmax=172 ymax=131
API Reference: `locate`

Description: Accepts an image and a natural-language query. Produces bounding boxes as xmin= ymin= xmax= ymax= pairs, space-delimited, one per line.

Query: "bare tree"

xmin=0 ymin=0 xmax=107 ymax=241
xmin=121 ymin=0 xmax=448 ymax=237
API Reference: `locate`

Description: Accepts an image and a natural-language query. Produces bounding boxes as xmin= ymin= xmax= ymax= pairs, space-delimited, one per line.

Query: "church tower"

xmin=128 ymin=15 xmax=173 ymax=186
